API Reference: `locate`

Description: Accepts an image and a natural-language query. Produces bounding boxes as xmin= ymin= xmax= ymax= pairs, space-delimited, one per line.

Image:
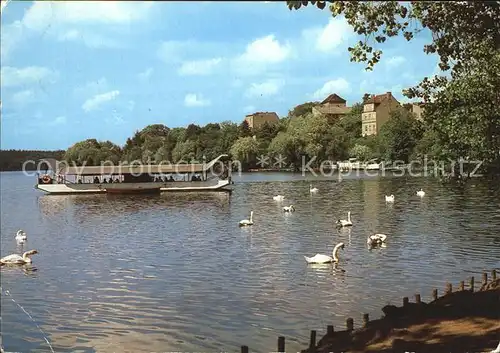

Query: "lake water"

xmin=1 ymin=171 xmax=500 ymax=353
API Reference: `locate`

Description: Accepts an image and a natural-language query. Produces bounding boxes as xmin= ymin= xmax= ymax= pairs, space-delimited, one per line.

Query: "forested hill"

xmin=0 ymin=150 xmax=65 ymax=171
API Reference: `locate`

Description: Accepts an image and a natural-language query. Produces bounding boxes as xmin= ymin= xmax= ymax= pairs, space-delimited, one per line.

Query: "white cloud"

xmin=11 ymin=90 xmax=35 ymax=105
xmin=57 ymin=29 xmax=121 ymax=48
xmin=240 ymin=35 xmax=290 ymax=63
xmin=22 ymin=1 xmax=154 ymax=31
xmin=302 ymin=17 xmax=352 ymax=53
xmin=3 ymin=1 xmax=154 ymax=54
xmin=178 ymin=58 xmax=222 ymax=76
xmin=313 ymin=78 xmax=351 ymax=99
xmin=184 ymin=93 xmax=211 ymax=107
xmin=231 ymin=35 xmax=291 ymax=75
xmin=386 ymin=56 xmax=406 ymax=67
xmin=1 ymin=66 xmax=58 ymax=88
xmin=127 ymin=100 xmax=136 ymax=111
xmin=82 ymin=90 xmax=120 ymax=112
xmin=73 ymin=77 xmax=109 ymax=97
xmin=49 ymin=116 xmax=67 ymax=126
xmin=138 ymin=68 xmax=154 ymax=81
xmin=245 ymin=79 xmax=284 ymax=98
xmin=0 ymin=21 xmax=25 ymax=62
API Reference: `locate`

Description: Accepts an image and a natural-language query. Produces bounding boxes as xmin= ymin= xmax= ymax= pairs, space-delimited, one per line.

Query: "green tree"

xmin=238 ymin=120 xmax=252 ymax=138
xmin=288 ymin=102 xmax=318 ymax=118
xmin=378 ymin=108 xmax=423 ymax=163
xmin=254 ymin=122 xmax=280 ymax=152
xmin=230 ymin=136 xmax=260 ymax=169
xmin=339 ymin=102 xmax=363 ymax=139
xmin=349 ymin=144 xmax=372 ymax=161
xmin=172 ymin=139 xmax=197 ymax=162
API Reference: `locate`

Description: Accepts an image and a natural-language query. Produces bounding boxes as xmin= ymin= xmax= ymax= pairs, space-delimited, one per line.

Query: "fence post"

xmin=363 ymin=313 xmax=369 ymax=327
xmin=446 ymin=282 xmax=452 ymax=294
xmin=278 ymin=336 xmax=285 ymax=353
xmin=346 ymin=318 xmax=354 ymax=331
xmin=415 ymin=294 xmax=421 ymax=304
xmin=470 ymin=276 xmax=474 ymax=292
xmin=327 ymin=325 xmax=334 ymax=335
xmin=403 ymin=297 xmax=409 ymax=306
xmin=241 ymin=346 xmax=249 ymax=353
xmin=482 ymin=272 xmax=488 ymax=286
xmin=493 ymin=269 xmax=497 ymax=281
xmin=432 ymin=288 xmax=438 ymax=300
xmin=309 ymin=330 xmax=316 ymax=352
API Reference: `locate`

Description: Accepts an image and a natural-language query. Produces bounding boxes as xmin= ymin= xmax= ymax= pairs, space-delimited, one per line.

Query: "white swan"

xmin=385 ymin=194 xmax=395 ymax=202
xmin=416 ymin=189 xmax=425 ymax=197
xmin=1 ymin=250 xmax=38 ymax=265
xmin=239 ymin=211 xmax=254 ymax=227
xmin=15 ymin=229 xmax=27 ymax=243
xmin=304 ymin=242 xmax=345 ymax=264
xmin=273 ymin=195 xmax=285 ymax=201
xmin=283 ymin=205 xmax=295 ymax=212
xmin=367 ymin=233 xmax=387 ymax=246
xmin=310 ymin=184 xmax=319 ymax=193
xmin=336 ymin=211 xmax=352 ymax=227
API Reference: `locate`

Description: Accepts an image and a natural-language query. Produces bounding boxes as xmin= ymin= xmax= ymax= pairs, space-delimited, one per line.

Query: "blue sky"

xmin=1 ymin=1 xmax=439 ymax=150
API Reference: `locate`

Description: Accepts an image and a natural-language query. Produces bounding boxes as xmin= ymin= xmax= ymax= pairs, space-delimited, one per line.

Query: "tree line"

xmin=59 ymin=102 xmax=425 ymax=171
xmin=0 ymin=150 xmax=65 ymax=171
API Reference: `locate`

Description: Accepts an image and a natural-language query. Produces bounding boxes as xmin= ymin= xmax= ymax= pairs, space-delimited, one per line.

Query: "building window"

xmin=364 ymin=125 xmax=368 ymax=132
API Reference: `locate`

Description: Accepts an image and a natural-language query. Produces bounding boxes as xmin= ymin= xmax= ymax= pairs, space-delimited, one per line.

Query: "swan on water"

xmin=273 ymin=195 xmax=285 ymax=201
xmin=385 ymin=194 xmax=395 ymax=202
xmin=304 ymin=242 xmax=345 ymax=264
xmin=310 ymin=184 xmax=319 ymax=193
xmin=417 ymin=189 xmax=425 ymax=197
xmin=336 ymin=211 xmax=353 ymax=227
xmin=367 ymin=234 xmax=387 ymax=246
xmin=1 ymin=250 xmax=38 ymax=265
xmin=239 ymin=211 xmax=254 ymax=227
xmin=283 ymin=205 xmax=295 ymax=212
xmin=15 ymin=229 xmax=27 ymax=243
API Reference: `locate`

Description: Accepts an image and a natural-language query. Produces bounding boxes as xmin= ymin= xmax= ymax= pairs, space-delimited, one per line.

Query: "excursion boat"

xmin=35 ymin=154 xmax=233 ymax=195
xmin=337 ymin=158 xmax=381 ymax=171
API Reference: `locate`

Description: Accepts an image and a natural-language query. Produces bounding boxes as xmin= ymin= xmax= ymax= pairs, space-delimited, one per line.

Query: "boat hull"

xmin=36 ymin=180 xmax=231 ymax=195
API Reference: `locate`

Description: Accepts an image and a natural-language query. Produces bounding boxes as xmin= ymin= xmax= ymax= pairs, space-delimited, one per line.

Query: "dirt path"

xmin=303 ymin=278 xmax=500 ymax=353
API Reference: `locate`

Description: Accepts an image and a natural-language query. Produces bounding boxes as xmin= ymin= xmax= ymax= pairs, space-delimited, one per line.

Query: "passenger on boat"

xmin=169 ymin=175 xmax=175 ymax=182
xmin=114 ymin=178 xmax=120 ymax=183
xmin=103 ymin=178 xmax=107 ymax=184
xmin=93 ymin=176 xmax=100 ymax=184
xmin=78 ymin=178 xmax=83 ymax=184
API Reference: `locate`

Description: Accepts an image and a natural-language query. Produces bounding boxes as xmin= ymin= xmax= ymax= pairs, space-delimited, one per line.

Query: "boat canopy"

xmin=55 ymin=154 xmax=229 ymax=176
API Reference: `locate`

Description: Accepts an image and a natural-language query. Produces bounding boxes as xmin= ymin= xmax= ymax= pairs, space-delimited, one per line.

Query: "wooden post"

xmin=493 ymin=269 xmax=497 ymax=281
xmin=446 ymin=282 xmax=452 ymax=294
xmin=278 ymin=336 xmax=285 ymax=353
xmin=432 ymin=289 xmax=438 ymax=300
xmin=327 ymin=325 xmax=334 ymax=335
xmin=459 ymin=281 xmax=464 ymax=291
xmin=482 ymin=272 xmax=488 ymax=286
xmin=470 ymin=276 xmax=474 ymax=292
xmin=363 ymin=313 xmax=369 ymax=327
xmin=403 ymin=297 xmax=409 ymax=306
xmin=309 ymin=330 xmax=317 ymax=351
xmin=346 ymin=318 xmax=354 ymax=331
xmin=415 ymin=294 xmax=421 ymax=304
xmin=241 ymin=346 xmax=249 ymax=353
